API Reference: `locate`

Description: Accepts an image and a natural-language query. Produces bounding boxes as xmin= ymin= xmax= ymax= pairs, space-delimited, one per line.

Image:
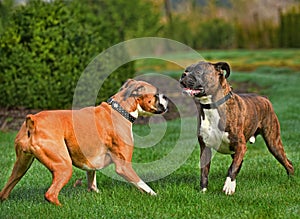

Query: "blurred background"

xmin=0 ymin=0 xmax=299 ymax=129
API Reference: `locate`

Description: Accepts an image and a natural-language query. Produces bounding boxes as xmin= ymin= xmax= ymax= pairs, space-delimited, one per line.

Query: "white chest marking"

xmin=130 ymin=107 xmax=139 ymax=118
xmin=199 ymin=97 xmax=232 ymax=154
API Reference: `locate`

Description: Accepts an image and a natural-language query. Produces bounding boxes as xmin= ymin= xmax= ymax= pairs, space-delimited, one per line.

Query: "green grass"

xmin=1 ymin=62 xmax=300 ymax=218
xmin=135 ymin=49 xmax=300 ymax=73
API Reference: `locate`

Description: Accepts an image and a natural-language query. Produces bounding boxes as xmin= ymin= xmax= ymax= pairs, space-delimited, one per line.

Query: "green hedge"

xmin=162 ymin=2 xmax=300 ymax=49
xmin=279 ymin=5 xmax=300 ymax=48
xmin=164 ymin=16 xmax=235 ymax=50
xmin=0 ymin=0 xmax=160 ymax=109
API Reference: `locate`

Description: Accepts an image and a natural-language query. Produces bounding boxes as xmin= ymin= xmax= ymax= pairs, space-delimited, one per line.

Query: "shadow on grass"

xmin=8 ymin=187 xmax=49 ymax=204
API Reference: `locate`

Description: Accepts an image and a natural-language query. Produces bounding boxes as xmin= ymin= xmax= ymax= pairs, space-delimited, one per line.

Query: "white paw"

xmin=88 ymin=185 xmax=99 ymax=193
xmin=201 ymin=188 xmax=207 ymax=193
xmin=249 ymin=136 xmax=256 ymax=144
xmin=222 ymin=177 xmax=236 ymax=195
xmin=136 ymin=180 xmax=157 ymax=196
xmin=149 ymin=190 xmax=157 ymax=196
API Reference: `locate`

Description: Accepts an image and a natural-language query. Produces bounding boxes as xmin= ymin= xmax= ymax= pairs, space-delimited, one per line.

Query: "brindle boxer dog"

xmin=0 ymin=79 xmax=168 ymax=205
xmin=180 ymin=61 xmax=294 ymax=195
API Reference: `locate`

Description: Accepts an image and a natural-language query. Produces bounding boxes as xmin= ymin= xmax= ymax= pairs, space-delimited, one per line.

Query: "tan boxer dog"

xmin=0 ymin=79 xmax=168 ymax=205
xmin=180 ymin=61 xmax=294 ymax=195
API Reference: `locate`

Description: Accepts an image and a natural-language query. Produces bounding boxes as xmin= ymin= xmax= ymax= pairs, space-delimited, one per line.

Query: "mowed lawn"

xmin=0 ymin=62 xmax=300 ymax=218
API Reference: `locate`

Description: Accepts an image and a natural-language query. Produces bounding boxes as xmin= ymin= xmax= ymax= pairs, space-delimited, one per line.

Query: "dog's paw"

xmin=88 ymin=187 xmax=100 ymax=193
xmin=149 ymin=190 xmax=157 ymax=196
xmin=88 ymin=184 xmax=100 ymax=193
xmin=249 ymin=136 xmax=256 ymax=144
xmin=201 ymin=188 xmax=207 ymax=193
xmin=222 ymin=177 xmax=236 ymax=195
xmin=135 ymin=180 xmax=157 ymax=196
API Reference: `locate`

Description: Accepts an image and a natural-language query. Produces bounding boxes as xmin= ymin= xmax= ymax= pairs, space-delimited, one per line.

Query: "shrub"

xmin=196 ymin=18 xmax=235 ymax=49
xmin=0 ymin=0 xmax=161 ymax=109
xmin=279 ymin=5 xmax=300 ymax=48
xmin=163 ymin=15 xmax=235 ymax=50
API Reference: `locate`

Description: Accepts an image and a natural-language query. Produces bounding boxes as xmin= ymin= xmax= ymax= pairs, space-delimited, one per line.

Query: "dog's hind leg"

xmin=0 ymin=147 xmax=34 ymax=201
xmin=25 ymin=116 xmax=73 ymax=206
xmin=261 ymin=116 xmax=294 ymax=175
xmin=32 ymin=141 xmax=72 ymax=206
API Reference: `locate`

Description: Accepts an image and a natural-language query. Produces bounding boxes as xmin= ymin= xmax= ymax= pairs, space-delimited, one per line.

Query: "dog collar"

xmin=200 ymin=91 xmax=233 ymax=109
xmin=107 ymin=98 xmax=136 ymax=123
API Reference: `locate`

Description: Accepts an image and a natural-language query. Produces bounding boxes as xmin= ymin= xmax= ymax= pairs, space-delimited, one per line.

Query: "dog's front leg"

xmin=86 ymin=154 xmax=112 ymax=193
xmin=223 ymin=142 xmax=247 ymax=195
xmin=86 ymin=171 xmax=99 ymax=193
xmin=200 ymin=144 xmax=212 ymax=193
xmin=131 ymin=180 xmax=157 ymax=196
xmin=111 ymin=153 xmax=156 ymax=195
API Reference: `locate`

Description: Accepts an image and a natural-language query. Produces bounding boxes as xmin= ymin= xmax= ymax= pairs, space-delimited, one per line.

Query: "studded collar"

xmin=200 ymin=91 xmax=233 ymax=109
xmin=107 ymin=98 xmax=136 ymax=123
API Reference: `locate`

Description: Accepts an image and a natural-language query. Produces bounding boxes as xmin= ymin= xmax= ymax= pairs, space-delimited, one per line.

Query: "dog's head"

xmin=118 ymin=79 xmax=168 ymax=115
xmin=179 ymin=61 xmax=230 ymax=97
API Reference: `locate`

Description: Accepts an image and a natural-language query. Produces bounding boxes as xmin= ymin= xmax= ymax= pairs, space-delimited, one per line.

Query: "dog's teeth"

xmin=183 ymin=88 xmax=192 ymax=96
xmin=192 ymin=90 xmax=201 ymax=95
xmin=183 ymin=88 xmax=199 ymax=96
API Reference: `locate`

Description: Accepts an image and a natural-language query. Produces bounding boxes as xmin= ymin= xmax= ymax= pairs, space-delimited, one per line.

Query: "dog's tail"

xmin=26 ymin=114 xmax=36 ymax=138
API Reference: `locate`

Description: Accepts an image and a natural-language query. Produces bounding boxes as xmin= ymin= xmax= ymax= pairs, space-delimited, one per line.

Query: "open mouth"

xmin=182 ymin=88 xmax=205 ymax=97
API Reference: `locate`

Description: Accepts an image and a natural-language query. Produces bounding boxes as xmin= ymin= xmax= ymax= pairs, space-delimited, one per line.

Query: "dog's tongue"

xmin=183 ymin=88 xmax=201 ymax=96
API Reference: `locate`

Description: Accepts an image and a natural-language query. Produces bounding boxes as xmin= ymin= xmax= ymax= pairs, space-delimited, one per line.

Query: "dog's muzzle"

xmin=180 ymin=72 xmax=206 ymax=97
xmin=155 ymin=93 xmax=168 ymax=114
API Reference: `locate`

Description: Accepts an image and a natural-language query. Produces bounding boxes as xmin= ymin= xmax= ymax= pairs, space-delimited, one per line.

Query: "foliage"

xmin=196 ymin=18 xmax=235 ymax=49
xmin=162 ymin=0 xmax=300 ymax=49
xmin=0 ymin=0 xmax=161 ymax=109
xmin=234 ymin=19 xmax=278 ymax=49
xmin=163 ymin=9 xmax=235 ymax=49
xmin=0 ymin=0 xmax=14 ymax=33
xmin=279 ymin=5 xmax=300 ymax=48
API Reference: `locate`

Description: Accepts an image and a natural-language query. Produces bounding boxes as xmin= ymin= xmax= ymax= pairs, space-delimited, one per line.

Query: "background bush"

xmin=279 ymin=5 xmax=300 ymax=48
xmin=196 ymin=18 xmax=235 ymax=49
xmin=163 ymin=15 xmax=235 ymax=49
xmin=0 ymin=0 xmax=161 ymax=109
xmin=0 ymin=0 xmax=299 ymax=109
xmin=162 ymin=1 xmax=299 ymax=50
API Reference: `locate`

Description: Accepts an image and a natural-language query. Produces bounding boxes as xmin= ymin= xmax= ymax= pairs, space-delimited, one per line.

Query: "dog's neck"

xmin=197 ymin=82 xmax=232 ymax=111
xmin=107 ymin=97 xmax=137 ymax=123
xmin=199 ymin=85 xmax=231 ymax=104
xmin=108 ymin=94 xmax=140 ymax=123
xmin=112 ymin=95 xmax=138 ymax=112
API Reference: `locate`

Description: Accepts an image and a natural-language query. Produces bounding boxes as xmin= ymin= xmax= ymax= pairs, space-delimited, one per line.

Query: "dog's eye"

xmin=148 ymin=100 xmax=151 ymax=103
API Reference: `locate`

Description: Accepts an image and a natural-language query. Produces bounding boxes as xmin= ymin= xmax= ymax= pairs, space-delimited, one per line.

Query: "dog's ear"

xmin=214 ymin=62 xmax=230 ymax=78
xmin=119 ymin=79 xmax=135 ymax=91
xmin=121 ymin=79 xmax=145 ymax=100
